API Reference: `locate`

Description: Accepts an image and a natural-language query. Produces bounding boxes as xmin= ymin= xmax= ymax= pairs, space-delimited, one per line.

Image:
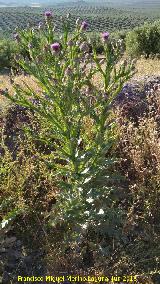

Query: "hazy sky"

xmin=1 ymin=0 xmax=159 ymax=6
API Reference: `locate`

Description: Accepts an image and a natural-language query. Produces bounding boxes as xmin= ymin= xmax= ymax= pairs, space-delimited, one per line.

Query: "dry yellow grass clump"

xmin=134 ymin=57 xmax=160 ymax=77
xmin=0 ymin=71 xmax=40 ymax=107
xmin=0 ymin=58 xmax=160 ymax=104
xmin=93 ymin=57 xmax=160 ymax=87
xmin=0 ymin=74 xmax=38 ymax=93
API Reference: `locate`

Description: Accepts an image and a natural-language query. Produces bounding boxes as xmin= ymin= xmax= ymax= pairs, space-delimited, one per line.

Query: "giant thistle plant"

xmin=1 ymin=11 xmax=135 ymax=234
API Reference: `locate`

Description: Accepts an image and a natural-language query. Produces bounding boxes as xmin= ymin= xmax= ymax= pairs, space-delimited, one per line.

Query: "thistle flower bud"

xmin=65 ymin=67 xmax=73 ymax=77
xmin=51 ymin=78 xmax=58 ymax=84
xmin=28 ymin=43 xmax=33 ymax=49
xmin=36 ymin=55 xmax=43 ymax=64
xmin=38 ymin=22 xmax=43 ymax=29
xmin=80 ymin=21 xmax=89 ymax=31
xmin=80 ymin=42 xmax=89 ymax=53
xmin=13 ymin=33 xmax=20 ymax=43
xmin=102 ymin=93 xmax=108 ymax=100
xmin=121 ymin=59 xmax=128 ymax=67
xmin=9 ymin=75 xmax=14 ymax=84
xmin=76 ymin=18 xmax=81 ymax=26
xmin=45 ymin=11 xmax=52 ymax=18
xmin=50 ymin=42 xmax=61 ymax=54
xmin=74 ymin=57 xmax=80 ymax=64
xmin=43 ymin=44 xmax=49 ymax=52
xmin=101 ymin=32 xmax=110 ymax=43
xmin=32 ymin=155 xmax=38 ymax=160
xmin=99 ymin=58 xmax=105 ymax=65
xmin=67 ymin=39 xmax=74 ymax=47
xmin=82 ymin=64 xmax=87 ymax=71
xmin=85 ymin=86 xmax=92 ymax=95
xmin=76 ymin=41 xmax=81 ymax=46
xmin=131 ymin=65 xmax=136 ymax=71
xmin=89 ymin=37 xmax=94 ymax=45
xmin=131 ymin=58 xmax=137 ymax=65
xmin=24 ymin=57 xmax=30 ymax=64
xmin=118 ymin=39 xmax=124 ymax=46
xmin=52 ymin=25 xmax=56 ymax=32
xmin=29 ymin=98 xmax=40 ymax=106
xmin=85 ymin=53 xmax=90 ymax=60
xmin=66 ymin=13 xmax=71 ymax=19
xmin=27 ymin=23 xmax=31 ymax=28
xmin=0 ymin=88 xmax=8 ymax=96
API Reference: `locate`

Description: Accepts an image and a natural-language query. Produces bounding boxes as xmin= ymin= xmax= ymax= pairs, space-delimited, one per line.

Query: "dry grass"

xmin=93 ymin=57 xmax=160 ymax=87
xmin=0 ymin=57 xmax=160 ymax=106
xmin=0 ymin=58 xmax=160 ymax=109
xmin=0 ymin=70 xmax=40 ymax=107
xmin=134 ymin=57 xmax=160 ymax=78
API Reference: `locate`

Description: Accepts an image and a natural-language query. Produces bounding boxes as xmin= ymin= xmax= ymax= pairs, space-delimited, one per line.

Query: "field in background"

xmin=1 ymin=0 xmax=160 ymax=8
xmin=0 ymin=2 xmax=160 ymax=38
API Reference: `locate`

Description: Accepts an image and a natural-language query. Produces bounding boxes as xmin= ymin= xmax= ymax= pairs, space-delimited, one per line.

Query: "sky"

xmin=1 ymin=0 xmax=159 ymax=7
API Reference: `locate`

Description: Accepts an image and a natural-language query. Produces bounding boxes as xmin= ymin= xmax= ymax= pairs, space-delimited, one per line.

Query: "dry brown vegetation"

xmin=0 ymin=57 xmax=160 ymax=283
xmin=1 ymin=58 xmax=160 ymax=101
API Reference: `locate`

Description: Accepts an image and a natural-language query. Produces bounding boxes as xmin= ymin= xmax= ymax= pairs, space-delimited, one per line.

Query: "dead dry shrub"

xmin=113 ymin=90 xmax=160 ymax=282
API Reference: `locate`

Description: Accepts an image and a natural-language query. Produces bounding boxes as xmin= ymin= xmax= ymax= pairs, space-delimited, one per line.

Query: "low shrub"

xmin=114 ymin=90 xmax=160 ymax=282
xmin=0 ymin=39 xmax=18 ymax=69
xmin=126 ymin=20 xmax=160 ymax=58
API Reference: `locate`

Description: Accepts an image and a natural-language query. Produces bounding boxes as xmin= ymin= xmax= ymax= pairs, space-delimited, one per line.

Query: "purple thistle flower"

xmin=50 ymin=42 xmax=61 ymax=53
xmin=102 ymin=32 xmax=110 ymax=42
xmin=44 ymin=11 xmax=52 ymax=18
xmin=80 ymin=21 xmax=88 ymax=31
